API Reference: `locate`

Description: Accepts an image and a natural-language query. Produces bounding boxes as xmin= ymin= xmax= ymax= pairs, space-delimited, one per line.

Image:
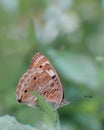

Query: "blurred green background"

xmin=0 ymin=0 xmax=104 ymax=130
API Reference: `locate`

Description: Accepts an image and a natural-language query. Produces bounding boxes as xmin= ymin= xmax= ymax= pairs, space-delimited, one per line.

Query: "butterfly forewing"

xmin=30 ymin=53 xmax=63 ymax=101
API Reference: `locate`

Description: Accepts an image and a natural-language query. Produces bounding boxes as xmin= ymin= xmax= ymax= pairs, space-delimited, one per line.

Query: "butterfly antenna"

xmin=69 ymin=95 xmax=93 ymax=104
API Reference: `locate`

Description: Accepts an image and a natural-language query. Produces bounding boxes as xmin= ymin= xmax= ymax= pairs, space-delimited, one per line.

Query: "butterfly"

xmin=16 ymin=52 xmax=69 ymax=109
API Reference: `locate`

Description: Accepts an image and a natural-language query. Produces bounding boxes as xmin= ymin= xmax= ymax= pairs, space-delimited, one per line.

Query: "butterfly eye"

xmin=24 ymin=90 xmax=28 ymax=93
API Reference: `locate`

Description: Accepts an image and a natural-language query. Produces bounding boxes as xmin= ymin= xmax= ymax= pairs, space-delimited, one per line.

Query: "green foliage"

xmin=0 ymin=0 xmax=104 ymax=130
xmin=0 ymin=115 xmax=37 ymax=130
xmin=32 ymin=92 xmax=61 ymax=130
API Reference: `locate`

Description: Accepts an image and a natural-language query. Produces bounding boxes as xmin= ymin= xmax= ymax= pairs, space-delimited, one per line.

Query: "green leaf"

xmin=32 ymin=92 xmax=61 ymax=130
xmin=0 ymin=115 xmax=37 ymax=130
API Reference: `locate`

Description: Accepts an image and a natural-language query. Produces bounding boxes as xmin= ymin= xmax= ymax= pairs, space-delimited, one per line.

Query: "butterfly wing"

xmin=30 ymin=52 xmax=64 ymax=104
xmin=16 ymin=52 xmax=69 ymax=109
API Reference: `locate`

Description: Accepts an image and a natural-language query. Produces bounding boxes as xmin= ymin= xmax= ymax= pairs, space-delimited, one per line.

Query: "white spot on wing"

xmin=46 ymin=69 xmax=55 ymax=77
xmin=42 ymin=61 xmax=49 ymax=66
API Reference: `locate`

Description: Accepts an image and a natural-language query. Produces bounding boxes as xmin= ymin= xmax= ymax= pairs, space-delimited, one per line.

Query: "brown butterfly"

xmin=16 ymin=52 xmax=69 ymax=109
